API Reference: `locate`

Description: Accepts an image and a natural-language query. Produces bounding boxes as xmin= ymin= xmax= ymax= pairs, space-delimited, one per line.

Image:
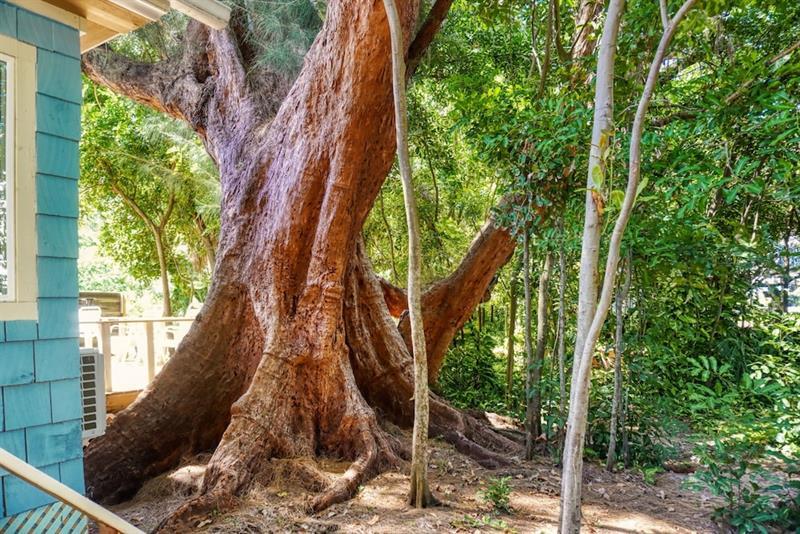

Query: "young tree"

xmin=560 ymin=1 xmax=698 ymax=530
xmin=556 ymin=222 xmax=567 ymax=427
xmin=506 ymin=262 xmax=520 ymax=407
xmin=81 ymin=88 xmax=216 ymax=316
xmin=382 ymin=0 xmax=435 ymax=507
xmin=527 ymin=250 xmax=552 ymax=457
xmin=522 ymin=229 xmax=534 ymax=456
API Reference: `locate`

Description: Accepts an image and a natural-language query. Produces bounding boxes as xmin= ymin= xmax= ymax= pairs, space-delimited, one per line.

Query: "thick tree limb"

xmin=407 ymin=216 xmax=516 ymax=381
xmin=406 ymin=0 xmax=455 ymax=77
xmin=82 ymin=22 xmax=213 ymax=126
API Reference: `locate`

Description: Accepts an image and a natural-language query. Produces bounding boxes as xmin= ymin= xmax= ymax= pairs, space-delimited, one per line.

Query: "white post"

xmin=99 ymin=321 xmax=113 ymax=393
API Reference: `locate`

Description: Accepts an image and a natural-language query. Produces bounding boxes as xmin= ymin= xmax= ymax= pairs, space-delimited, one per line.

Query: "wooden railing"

xmin=0 ymin=448 xmax=143 ymax=533
xmin=79 ymin=317 xmax=194 ymax=393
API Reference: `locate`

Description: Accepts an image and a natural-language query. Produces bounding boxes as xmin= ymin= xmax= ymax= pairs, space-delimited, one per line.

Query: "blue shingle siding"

xmin=0 ymin=430 xmax=26 ymax=476
xmin=3 ymin=382 xmax=52 ymax=430
xmin=37 ymin=215 xmax=79 ymax=259
xmin=16 ymin=9 xmax=53 ymax=50
xmin=37 ymin=174 xmax=80 ymax=218
xmin=37 ymin=133 xmax=79 ymax=179
xmin=37 ymin=257 xmax=79 ymax=298
xmin=5 ymin=321 xmax=37 ymax=341
xmin=0 ymin=342 xmax=35 ymax=385
xmin=0 ymin=3 xmax=84 ymax=520
xmin=59 ymin=458 xmax=85 ymax=493
xmin=37 ymin=298 xmax=79 ymax=339
xmin=49 ymin=379 xmax=82 ymax=423
xmin=0 ymin=2 xmax=15 ymax=37
xmin=33 ymin=339 xmax=80 ymax=382
xmin=37 ymin=50 xmax=81 ymax=104
xmin=26 ymin=420 xmax=81 ymax=466
xmin=36 ymin=94 xmax=81 ymax=141
xmin=3 ymin=464 xmax=60 ymax=515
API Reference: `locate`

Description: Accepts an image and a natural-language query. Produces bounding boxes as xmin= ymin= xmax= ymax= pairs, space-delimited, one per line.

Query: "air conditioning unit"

xmin=80 ymin=348 xmax=107 ymax=442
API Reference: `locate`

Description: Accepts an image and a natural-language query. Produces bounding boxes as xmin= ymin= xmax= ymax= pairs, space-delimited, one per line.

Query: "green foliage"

xmin=81 ymin=82 xmax=219 ymax=312
xmin=480 ymin=476 xmax=512 ymax=514
xmin=437 ymin=314 xmax=509 ymax=415
xmin=687 ymin=439 xmax=800 ymax=532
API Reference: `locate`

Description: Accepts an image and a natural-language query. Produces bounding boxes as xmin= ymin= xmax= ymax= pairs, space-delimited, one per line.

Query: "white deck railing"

xmin=0 ymin=448 xmax=143 ymax=533
xmin=80 ymin=317 xmax=194 ymax=392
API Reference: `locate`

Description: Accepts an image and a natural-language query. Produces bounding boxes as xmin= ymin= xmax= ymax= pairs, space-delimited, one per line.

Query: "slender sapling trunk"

xmin=382 ymin=0 xmax=435 ymax=508
xmin=606 ymin=252 xmax=631 ymax=471
xmin=528 ymin=251 xmax=552 ymax=456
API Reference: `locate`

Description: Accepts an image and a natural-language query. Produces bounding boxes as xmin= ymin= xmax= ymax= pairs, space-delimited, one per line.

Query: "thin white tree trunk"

xmin=561 ymin=0 xmax=626 ymax=524
xmin=606 ymin=252 xmax=631 ymax=471
xmin=568 ymin=0 xmax=623 ymax=401
xmin=559 ymin=1 xmax=698 ymax=530
xmin=382 ymin=0 xmax=434 ymax=507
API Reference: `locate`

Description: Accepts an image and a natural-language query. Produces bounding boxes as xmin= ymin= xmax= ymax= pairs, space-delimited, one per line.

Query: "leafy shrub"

xmin=438 ymin=320 xmax=509 ymax=414
xmin=687 ymin=439 xmax=800 ymax=533
xmin=481 ymin=476 xmax=512 ymax=514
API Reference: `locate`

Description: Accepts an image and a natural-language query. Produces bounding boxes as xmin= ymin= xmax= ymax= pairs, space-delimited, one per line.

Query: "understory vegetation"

xmin=79 ymin=0 xmax=799 ymax=531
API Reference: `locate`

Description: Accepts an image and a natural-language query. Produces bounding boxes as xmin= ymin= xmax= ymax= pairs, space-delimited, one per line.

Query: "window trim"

xmin=1 ymin=51 xmax=16 ymax=302
xmin=0 ymin=35 xmax=37 ymax=320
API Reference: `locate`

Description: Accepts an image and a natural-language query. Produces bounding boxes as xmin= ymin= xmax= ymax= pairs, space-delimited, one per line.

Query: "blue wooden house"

xmin=0 ymin=0 xmax=227 ymax=529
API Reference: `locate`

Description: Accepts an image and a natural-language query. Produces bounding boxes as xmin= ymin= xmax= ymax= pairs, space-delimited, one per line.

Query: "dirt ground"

xmin=109 ymin=428 xmax=723 ymax=534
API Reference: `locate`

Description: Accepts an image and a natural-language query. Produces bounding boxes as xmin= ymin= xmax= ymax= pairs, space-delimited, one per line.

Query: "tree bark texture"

xmin=81 ymin=1 xmax=520 ymax=524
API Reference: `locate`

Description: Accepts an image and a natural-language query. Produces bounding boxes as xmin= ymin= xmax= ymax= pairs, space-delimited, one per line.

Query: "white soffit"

xmin=169 ymin=0 xmax=230 ymax=29
xmin=106 ymin=0 xmax=168 ymax=21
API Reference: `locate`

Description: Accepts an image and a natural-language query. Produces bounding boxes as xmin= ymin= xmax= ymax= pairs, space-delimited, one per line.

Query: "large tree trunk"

xmin=82 ymin=1 xmax=519 ymax=521
xmin=394 ymin=214 xmax=517 ymax=382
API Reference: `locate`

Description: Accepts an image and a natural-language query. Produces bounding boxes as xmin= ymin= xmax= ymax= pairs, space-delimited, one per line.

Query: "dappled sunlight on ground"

xmin=109 ymin=429 xmax=720 ymax=533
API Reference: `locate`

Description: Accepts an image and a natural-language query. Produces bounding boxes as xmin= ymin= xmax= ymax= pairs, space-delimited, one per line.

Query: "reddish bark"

xmin=403 ymin=217 xmax=516 ymax=382
xmin=82 ymin=1 xmax=519 ymax=522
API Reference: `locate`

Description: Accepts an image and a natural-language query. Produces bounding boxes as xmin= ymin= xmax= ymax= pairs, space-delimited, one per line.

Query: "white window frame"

xmin=0 ymin=35 xmax=37 ymax=320
xmin=1 ymin=51 xmax=16 ymax=302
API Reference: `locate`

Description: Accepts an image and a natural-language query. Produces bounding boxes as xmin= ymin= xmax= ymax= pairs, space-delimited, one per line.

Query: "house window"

xmin=0 ymin=35 xmax=37 ymax=320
